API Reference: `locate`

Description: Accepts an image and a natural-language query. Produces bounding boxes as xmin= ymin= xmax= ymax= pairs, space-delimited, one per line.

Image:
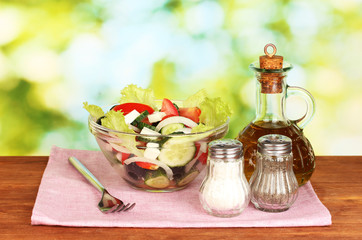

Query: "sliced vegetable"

xmin=158 ymin=138 xmax=196 ymax=167
xmin=113 ymin=102 xmax=154 ymax=115
xmin=179 ymin=107 xmax=201 ymax=123
xmin=145 ymin=169 xmax=170 ymax=188
xmin=132 ymin=110 xmax=150 ymax=125
xmin=131 ymin=111 xmax=156 ymax=130
xmin=161 ymin=98 xmax=179 ymax=118
xmin=136 ymin=136 xmax=168 ymax=144
xmin=161 ymin=123 xmax=184 ymax=135
xmin=197 ymin=151 xmax=208 ymax=165
xmin=124 ymin=157 xmax=173 ymax=179
xmin=155 ymin=116 xmax=198 ymax=132
xmin=177 ymin=169 xmax=199 ymax=187
xmin=109 ymin=142 xmax=132 ymax=154
xmin=136 ymin=162 xmax=159 ymax=170
xmin=115 ymin=152 xmax=131 ymax=164
xmin=137 ymin=122 xmax=156 ymax=131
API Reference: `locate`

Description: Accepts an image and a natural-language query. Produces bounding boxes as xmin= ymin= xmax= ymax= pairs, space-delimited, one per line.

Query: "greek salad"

xmin=84 ymin=85 xmax=231 ymax=190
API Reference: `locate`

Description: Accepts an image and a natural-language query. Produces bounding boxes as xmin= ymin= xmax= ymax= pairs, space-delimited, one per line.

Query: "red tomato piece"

xmin=198 ymin=152 xmax=208 ymax=165
xmin=113 ymin=150 xmax=131 ymax=164
xmin=179 ymin=107 xmax=201 ymax=123
xmin=136 ymin=162 xmax=159 ymax=170
xmin=161 ymin=98 xmax=179 ymax=118
xmin=195 ymin=142 xmax=208 ymax=165
xmin=113 ymin=103 xmax=154 ymax=115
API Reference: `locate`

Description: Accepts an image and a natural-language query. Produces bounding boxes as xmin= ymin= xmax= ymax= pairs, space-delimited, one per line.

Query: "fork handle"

xmin=68 ymin=156 xmax=105 ymax=193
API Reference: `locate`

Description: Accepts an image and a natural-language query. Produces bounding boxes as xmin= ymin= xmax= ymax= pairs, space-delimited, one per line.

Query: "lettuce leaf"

xmin=185 ymin=90 xmax=231 ymax=131
xmin=119 ymin=84 xmax=157 ymax=109
xmin=83 ymin=102 xmax=104 ymax=119
xmin=101 ymin=110 xmax=133 ymax=133
xmin=198 ymin=97 xmax=231 ymax=128
xmin=183 ymin=89 xmax=208 ymax=108
xmin=191 ymin=123 xmax=214 ymax=133
xmin=101 ymin=110 xmax=144 ymax=156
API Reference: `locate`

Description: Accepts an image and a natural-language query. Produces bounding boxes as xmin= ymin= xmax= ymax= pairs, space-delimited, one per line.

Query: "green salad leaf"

xmin=101 ymin=110 xmax=143 ymax=156
xmin=119 ymin=84 xmax=157 ymax=109
xmin=184 ymin=90 xmax=231 ymax=132
xmin=83 ymin=102 xmax=104 ymax=119
xmin=101 ymin=110 xmax=133 ymax=133
xmin=191 ymin=123 xmax=214 ymax=133
xmin=183 ymin=89 xmax=208 ymax=108
xmin=198 ymin=97 xmax=231 ymax=128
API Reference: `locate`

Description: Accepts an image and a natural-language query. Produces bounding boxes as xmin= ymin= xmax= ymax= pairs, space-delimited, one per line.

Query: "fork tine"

xmin=110 ymin=203 xmax=125 ymax=213
xmin=123 ymin=203 xmax=136 ymax=212
xmin=102 ymin=204 xmax=120 ymax=214
xmin=116 ymin=203 xmax=129 ymax=212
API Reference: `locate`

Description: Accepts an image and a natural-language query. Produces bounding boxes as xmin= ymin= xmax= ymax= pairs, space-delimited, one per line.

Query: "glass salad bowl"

xmin=88 ymin=111 xmax=229 ymax=192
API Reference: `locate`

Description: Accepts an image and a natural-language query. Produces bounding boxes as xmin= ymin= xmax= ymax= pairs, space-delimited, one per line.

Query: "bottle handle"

xmin=286 ymin=86 xmax=316 ymax=129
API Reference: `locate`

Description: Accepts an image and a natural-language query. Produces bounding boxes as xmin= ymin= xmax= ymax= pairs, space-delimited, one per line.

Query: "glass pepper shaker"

xmin=250 ymin=134 xmax=298 ymax=212
xmin=199 ymin=139 xmax=250 ymax=218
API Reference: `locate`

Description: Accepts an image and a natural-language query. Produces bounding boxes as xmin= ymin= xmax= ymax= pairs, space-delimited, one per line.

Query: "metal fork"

xmin=68 ymin=156 xmax=135 ymax=213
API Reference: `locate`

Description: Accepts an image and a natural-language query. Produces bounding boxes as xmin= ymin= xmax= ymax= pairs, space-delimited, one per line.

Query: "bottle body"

xmin=250 ymin=144 xmax=298 ymax=212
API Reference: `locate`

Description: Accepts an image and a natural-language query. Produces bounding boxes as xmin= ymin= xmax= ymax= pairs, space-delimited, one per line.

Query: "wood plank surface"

xmin=0 ymin=156 xmax=361 ymax=240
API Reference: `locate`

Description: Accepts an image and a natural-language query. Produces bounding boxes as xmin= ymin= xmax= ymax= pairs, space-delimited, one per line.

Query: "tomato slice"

xmin=179 ymin=107 xmax=201 ymax=123
xmin=136 ymin=162 xmax=159 ymax=170
xmin=113 ymin=103 xmax=154 ymax=115
xmin=198 ymin=152 xmax=208 ymax=165
xmin=195 ymin=142 xmax=208 ymax=165
xmin=113 ymin=150 xmax=131 ymax=164
xmin=161 ymin=98 xmax=179 ymax=118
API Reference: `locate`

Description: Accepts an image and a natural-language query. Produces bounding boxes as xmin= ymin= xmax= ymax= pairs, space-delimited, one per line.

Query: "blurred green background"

xmin=1 ymin=0 xmax=361 ymax=156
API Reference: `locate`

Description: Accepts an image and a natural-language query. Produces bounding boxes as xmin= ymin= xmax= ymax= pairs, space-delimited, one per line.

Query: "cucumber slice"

xmin=145 ymin=169 xmax=170 ymax=188
xmin=158 ymin=139 xmax=196 ymax=167
xmin=136 ymin=136 xmax=169 ymax=144
xmin=131 ymin=111 xmax=156 ymax=131
xmin=132 ymin=110 xmax=150 ymax=124
xmin=177 ymin=169 xmax=199 ymax=187
xmin=161 ymin=123 xmax=184 ymax=135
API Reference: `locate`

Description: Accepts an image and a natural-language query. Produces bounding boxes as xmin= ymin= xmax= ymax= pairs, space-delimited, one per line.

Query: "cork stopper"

xmin=259 ymin=43 xmax=285 ymax=94
xmin=259 ymin=44 xmax=283 ymax=69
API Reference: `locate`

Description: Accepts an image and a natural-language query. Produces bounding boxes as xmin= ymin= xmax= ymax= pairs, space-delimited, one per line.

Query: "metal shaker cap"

xmin=257 ymin=134 xmax=292 ymax=156
xmin=209 ymin=139 xmax=243 ymax=161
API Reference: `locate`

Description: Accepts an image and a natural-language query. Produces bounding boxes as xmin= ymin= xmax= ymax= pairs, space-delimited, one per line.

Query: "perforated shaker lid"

xmin=257 ymin=134 xmax=292 ymax=156
xmin=209 ymin=139 xmax=243 ymax=160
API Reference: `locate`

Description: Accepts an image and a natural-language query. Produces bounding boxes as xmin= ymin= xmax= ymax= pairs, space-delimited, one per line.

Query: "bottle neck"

xmin=254 ymin=73 xmax=288 ymax=124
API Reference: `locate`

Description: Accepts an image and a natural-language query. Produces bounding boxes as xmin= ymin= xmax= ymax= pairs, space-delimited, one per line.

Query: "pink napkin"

xmin=31 ymin=146 xmax=331 ymax=228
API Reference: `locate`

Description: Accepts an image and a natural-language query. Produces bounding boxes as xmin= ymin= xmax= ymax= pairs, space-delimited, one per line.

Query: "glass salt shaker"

xmin=250 ymin=134 xmax=298 ymax=212
xmin=199 ymin=139 xmax=250 ymax=218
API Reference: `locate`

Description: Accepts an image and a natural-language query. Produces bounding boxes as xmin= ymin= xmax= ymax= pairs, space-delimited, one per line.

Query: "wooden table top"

xmin=0 ymin=155 xmax=361 ymax=239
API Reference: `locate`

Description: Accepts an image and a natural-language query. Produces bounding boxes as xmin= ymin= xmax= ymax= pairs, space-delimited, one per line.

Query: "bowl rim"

xmin=88 ymin=104 xmax=230 ymax=138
